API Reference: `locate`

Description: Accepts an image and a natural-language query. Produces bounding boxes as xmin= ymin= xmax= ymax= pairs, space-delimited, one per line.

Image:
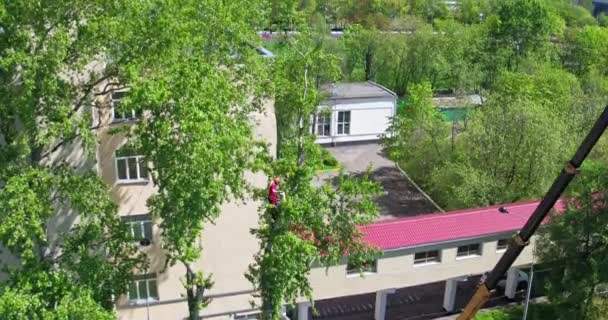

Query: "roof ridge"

xmin=364 ymin=200 xmax=542 ymax=228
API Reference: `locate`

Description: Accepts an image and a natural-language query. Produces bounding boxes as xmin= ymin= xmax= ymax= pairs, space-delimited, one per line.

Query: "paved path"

xmin=315 ymin=143 xmax=438 ymax=220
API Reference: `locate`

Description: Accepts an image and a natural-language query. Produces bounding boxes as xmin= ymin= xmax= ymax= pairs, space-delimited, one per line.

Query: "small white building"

xmin=313 ymin=81 xmax=397 ymax=145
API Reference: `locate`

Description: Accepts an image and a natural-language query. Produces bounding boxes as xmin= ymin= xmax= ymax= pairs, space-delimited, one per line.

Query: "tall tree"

xmin=247 ymin=32 xmax=381 ymax=319
xmin=537 ymin=162 xmax=608 ymax=319
xmin=342 ymin=24 xmax=383 ymax=81
xmin=112 ymin=1 xmax=269 ymax=319
xmin=385 ymin=81 xmax=449 ymax=179
xmin=0 ymin=1 xmax=143 ymax=316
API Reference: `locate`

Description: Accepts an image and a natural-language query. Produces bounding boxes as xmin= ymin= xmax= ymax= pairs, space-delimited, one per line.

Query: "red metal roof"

xmin=360 ymin=200 xmax=564 ymax=251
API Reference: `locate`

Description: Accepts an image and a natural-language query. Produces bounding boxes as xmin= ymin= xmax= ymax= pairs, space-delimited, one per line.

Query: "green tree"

xmin=247 ymin=33 xmax=382 ymax=319
xmin=482 ymin=0 xmax=563 ymax=85
xmin=537 ymin=162 xmax=608 ymax=319
xmin=0 ymin=287 xmax=115 ymax=320
xmin=458 ymin=0 xmax=495 ymax=24
xmin=342 ymin=24 xmax=384 ymax=81
xmin=407 ymin=0 xmax=449 ymax=23
xmin=111 ymin=1 xmax=269 ymax=319
xmin=550 ymin=0 xmax=598 ymax=27
xmin=385 ymin=81 xmax=449 ymax=179
xmin=0 ymin=0 xmax=143 ymax=315
xmin=562 ymin=26 xmax=608 ymax=76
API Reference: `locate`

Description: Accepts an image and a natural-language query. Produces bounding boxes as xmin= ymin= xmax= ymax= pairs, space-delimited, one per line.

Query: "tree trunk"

xmin=185 ymin=263 xmax=206 ymax=320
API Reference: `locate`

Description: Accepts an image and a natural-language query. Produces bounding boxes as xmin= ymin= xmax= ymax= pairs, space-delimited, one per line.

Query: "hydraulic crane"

xmin=457 ymin=104 xmax=608 ymax=320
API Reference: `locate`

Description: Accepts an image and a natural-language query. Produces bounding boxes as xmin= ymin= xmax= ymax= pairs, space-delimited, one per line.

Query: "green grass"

xmin=475 ymin=304 xmax=557 ymax=320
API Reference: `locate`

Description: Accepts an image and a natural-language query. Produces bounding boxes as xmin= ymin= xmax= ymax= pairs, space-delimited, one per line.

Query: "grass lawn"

xmin=475 ymin=304 xmax=557 ymax=320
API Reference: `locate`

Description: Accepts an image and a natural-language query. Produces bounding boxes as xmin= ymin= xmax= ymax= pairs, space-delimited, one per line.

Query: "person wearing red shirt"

xmin=268 ymin=177 xmax=281 ymax=206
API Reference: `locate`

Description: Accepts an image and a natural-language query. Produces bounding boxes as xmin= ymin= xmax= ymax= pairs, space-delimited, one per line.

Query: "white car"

xmin=497 ymin=270 xmax=529 ymax=291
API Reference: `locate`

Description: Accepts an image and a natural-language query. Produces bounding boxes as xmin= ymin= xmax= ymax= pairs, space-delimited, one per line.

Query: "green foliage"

xmin=536 ymin=162 xmax=608 ymax=319
xmin=0 ymin=287 xmax=115 ymax=320
xmin=341 ymin=24 xmax=383 ymax=81
xmin=109 ymin=0 xmax=269 ymax=318
xmin=386 ymin=81 xmax=449 ymax=179
xmin=0 ymin=0 xmax=144 ymax=315
xmin=563 ymin=26 xmax=608 ymax=76
xmin=247 ymin=32 xmax=381 ymax=320
xmin=549 ymin=0 xmax=598 ymax=27
xmin=320 ymin=147 xmax=339 ymax=168
xmin=406 ymin=0 xmax=449 ymax=23
xmin=474 ymin=304 xmax=558 ymax=320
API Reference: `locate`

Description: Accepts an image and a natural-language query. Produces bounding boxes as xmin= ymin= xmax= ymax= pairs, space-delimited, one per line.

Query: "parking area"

xmin=314 ymin=143 xmax=438 ymax=220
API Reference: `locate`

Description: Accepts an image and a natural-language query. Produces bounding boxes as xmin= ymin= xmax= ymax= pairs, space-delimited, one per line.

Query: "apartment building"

xmin=4 ymin=85 xmax=547 ymax=320
xmin=91 ymin=90 xmax=277 ymax=320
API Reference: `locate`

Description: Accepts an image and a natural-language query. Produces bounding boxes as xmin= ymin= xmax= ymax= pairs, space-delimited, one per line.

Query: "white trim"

xmin=114 ymin=152 xmax=148 ymax=183
xmin=456 ymin=243 xmax=483 ymax=259
xmin=346 ymin=271 xmax=377 ymax=278
xmin=455 ymin=254 xmax=482 ymax=261
xmin=336 ymin=110 xmax=351 ymax=135
xmin=496 ymin=238 xmax=509 ymax=252
xmin=412 ymin=261 xmax=441 ymax=268
xmin=127 ymin=277 xmax=159 ymax=305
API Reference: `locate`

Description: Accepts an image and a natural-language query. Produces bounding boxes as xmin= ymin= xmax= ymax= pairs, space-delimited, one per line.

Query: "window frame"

xmin=456 ymin=243 xmax=482 ymax=259
xmin=315 ymin=113 xmax=331 ymax=137
xmin=115 ymin=148 xmax=148 ymax=183
xmin=413 ymin=250 xmax=441 ymax=266
xmin=111 ymin=90 xmax=141 ymax=122
xmin=234 ymin=311 xmax=261 ymax=320
xmin=122 ymin=214 xmax=153 ymax=244
xmin=127 ymin=274 xmax=159 ymax=305
xmin=496 ymin=239 xmax=509 ymax=252
xmin=336 ymin=111 xmax=351 ymax=135
xmin=346 ymin=258 xmax=378 ymax=276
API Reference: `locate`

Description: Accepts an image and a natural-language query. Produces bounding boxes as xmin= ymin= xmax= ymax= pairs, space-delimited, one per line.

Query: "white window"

xmin=315 ymin=113 xmax=331 ymax=136
xmin=122 ymin=215 xmax=153 ymax=243
xmin=414 ymin=250 xmax=441 ymax=265
xmin=112 ymin=91 xmax=141 ymax=121
xmin=127 ymin=274 xmax=159 ymax=304
xmin=346 ymin=258 xmax=377 ymax=275
xmin=234 ymin=312 xmax=261 ymax=320
xmin=337 ymin=111 xmax=351 ymax=135
xmin=115 ymin=147 xmax=148 ymax=182
xmin=456 ymin=243 xmax=482 ymax=258
xmin=496 ymin=239 xmax=509 ymax=252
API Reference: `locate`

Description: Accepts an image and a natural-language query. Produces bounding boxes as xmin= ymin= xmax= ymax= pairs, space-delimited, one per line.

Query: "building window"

xmin=127 ymin=274 xmax=159 ymax=304
xmin=112 ymin=91 xmax=141 ymax=121
xmin=346 ymin=258 xmax=377 ymax=275
xmin=456 ymin=243 xmax=482 ymax=258
xmin=337 ymin=111 xmax=351 ymax=135
xmin=234 ymin=312 xmax=261 ymax=320
xmin=496 ymin=239 xmax=509 ymax=252
xmin=413 ymin=250 xmax=441 ymax=265
xmin=122 ymin=215 xmax=153 ymax=243
xmin=115 ymin=147 xmax=148 ymax=182
xmin=315 ymin=113 xmax=331 ymax=137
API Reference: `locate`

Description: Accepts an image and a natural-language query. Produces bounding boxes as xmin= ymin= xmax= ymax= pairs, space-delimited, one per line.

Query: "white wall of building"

xmin=315 ymin=99 xmax=395 ymax=145
xmin=304 ymin=234 xmax=537 ymax=302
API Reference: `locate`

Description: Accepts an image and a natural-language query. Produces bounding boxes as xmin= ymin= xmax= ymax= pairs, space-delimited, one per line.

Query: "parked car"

xmin=496 ymin=270 xmax=529 ymax=292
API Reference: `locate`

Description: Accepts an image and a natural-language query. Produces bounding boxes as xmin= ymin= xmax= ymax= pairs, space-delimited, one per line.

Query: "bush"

xmin=320 ymin=148 xmax=339 ymax=168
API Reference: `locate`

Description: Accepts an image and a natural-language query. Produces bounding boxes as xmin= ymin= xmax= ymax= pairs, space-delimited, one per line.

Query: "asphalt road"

xmin=315 ymin=143 xmax=438 ymax=220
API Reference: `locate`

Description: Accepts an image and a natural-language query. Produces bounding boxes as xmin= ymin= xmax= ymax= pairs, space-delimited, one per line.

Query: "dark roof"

xmin=321 ymin=82 xmax=396 ymax=100
xmin=360 ymin=200 xmax=564 ymax=251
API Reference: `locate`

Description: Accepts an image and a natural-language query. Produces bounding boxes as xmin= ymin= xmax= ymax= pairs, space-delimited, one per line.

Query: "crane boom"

xmin=457 ymin=104 xmax=608 ymax=320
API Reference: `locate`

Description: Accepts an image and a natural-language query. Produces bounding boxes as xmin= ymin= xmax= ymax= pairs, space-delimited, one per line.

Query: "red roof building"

xmin=360 ymin=199 xmax=565 ymax=251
